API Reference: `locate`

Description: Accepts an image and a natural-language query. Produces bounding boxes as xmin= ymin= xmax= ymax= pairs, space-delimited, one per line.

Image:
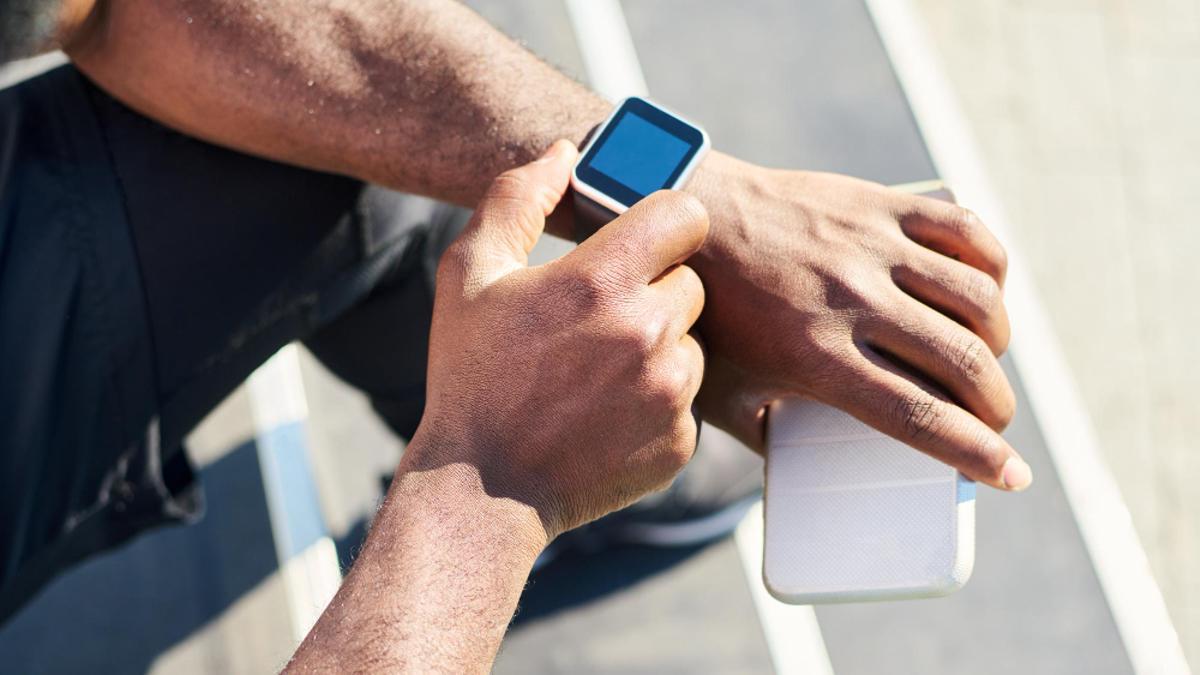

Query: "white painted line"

xmin=0 ymin=51 xmax=67 ymax=89
xmin=248 ymin=344 xmax=310 ymax=429
xmin=248 ymin=345 xmax=343 ymax=644
xmin=559 ymin=4 xmax=833 ymax=672
xmin=863 ymin=2 xmax=1191 ymax=673
xmin=735 ymin=501 xmax=837 ymax=675
xmin=563 ymin=0 xmax=649 ymax=101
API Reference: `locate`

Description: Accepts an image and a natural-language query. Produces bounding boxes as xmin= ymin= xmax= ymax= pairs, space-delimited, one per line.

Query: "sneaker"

xmin=533 ymin=425 xmax=763 ymax=570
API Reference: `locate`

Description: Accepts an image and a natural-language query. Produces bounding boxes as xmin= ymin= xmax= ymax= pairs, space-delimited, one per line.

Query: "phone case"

xmin=761 ymin=181 xmax=974 ymax=604
xmin=763 ymin=399 xmax=975 ymax=604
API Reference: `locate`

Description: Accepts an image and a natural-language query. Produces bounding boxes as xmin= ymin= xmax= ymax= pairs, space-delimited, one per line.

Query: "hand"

xmin=690 ymin=155 xmax=1031 ymax=491
xmin=290 ymin=144 xmax=708 ymax=672
xmin=406 ymin=139 xmax=710 ymax=540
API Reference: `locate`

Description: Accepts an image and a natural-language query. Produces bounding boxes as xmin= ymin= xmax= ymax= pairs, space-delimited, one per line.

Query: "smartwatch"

xmin=570 ymin=97 xmax=711 ymax=242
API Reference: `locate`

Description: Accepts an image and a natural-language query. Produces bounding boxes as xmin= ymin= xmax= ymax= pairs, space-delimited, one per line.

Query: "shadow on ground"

xmin=0 ymin=441 xmax=706 ymax=673
xmin=513 ymin=542 xmax=710 ymax=628
xmin=0 ymin=441 xmax=278 ymax=673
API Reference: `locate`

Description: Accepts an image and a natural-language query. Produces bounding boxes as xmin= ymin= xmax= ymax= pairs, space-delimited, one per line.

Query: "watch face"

xmin=575 ymin=97 xmax=708 ymax=209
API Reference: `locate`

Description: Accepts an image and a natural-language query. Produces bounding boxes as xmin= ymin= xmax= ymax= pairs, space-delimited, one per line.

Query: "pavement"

xmin=0 ymin=0 xmax=1184 ymax=673
xmin=912 ymin=1 xmax=1200 ymax=665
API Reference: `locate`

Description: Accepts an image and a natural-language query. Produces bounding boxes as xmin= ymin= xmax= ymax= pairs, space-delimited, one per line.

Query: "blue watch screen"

xmin=589 ymin=112 xmax=692 ymax=197
xmin=576 ymin=97 xmax=706 ymax=209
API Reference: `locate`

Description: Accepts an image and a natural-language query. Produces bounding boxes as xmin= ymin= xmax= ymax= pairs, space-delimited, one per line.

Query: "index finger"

xmin=570 ymin=190 xmax=710 ymax=285
xmin=828 ymin=346 xmax=1032 ymax=491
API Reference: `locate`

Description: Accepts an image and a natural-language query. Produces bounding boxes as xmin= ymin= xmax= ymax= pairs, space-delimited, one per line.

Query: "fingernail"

xmin=1001 ymin=456 xmax=1033 ymax=491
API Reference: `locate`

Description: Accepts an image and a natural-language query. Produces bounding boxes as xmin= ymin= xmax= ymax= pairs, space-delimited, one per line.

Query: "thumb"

xmin=460 ymin=139 xmax=578 ymax=279
xmin=568 ymin=190 xmax=709 ymax=285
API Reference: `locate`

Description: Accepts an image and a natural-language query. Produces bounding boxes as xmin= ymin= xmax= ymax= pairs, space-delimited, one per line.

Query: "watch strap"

xmin=572 ymin=190 xmax=618 ymax=243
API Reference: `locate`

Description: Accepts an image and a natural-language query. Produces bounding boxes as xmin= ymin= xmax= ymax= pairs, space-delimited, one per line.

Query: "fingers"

xmin=830 ymin=346 xmax=1032 ymax=491
xmin=648 ymin=264 xmax=706 ymax=339
xmin=641 ymin=328 xmax=705 ymax=481
xmin=570 ymin=190 xmax=710 ymax=285
xmin=678 ymin=331 xmax=707 ymax=404
xmin=644 ymin=267 xmax=705 ymax=441
xmin=892 ymin=245 xmax=1011 ymax=354
xmin=900 ymin=198 xmax=1008 ymax=287
xmin=865 ymin=294 xmax=1016 ymax=431
xmin=671 ymin=331 xmax=707 ymax=450
xmin=451 ymin=140 xmax=578 ymax=283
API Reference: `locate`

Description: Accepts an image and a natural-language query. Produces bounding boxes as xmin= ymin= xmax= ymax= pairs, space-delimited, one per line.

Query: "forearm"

xmin=288 ymin=442 xmax=546 ymax=673
xmin=62 ymin=0 xmax=1022 ymax=488
xmin=287 ymin=142 xmax=709 ymax=672
xmin=67 ymin=0 xmax=609 ymax=219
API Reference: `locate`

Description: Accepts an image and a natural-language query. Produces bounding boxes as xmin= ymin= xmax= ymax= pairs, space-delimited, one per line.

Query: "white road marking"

xmin=864 ymin=1 xmax=1190 ymax=672
xmin=248 ymin=345 xmax=343 ymax=644
xmin=561 ymin=3 xmax=835 ymax=672
xmin=563 ymin=0 xmax=649 ymax=100
xmin=736 ymin=501 xmax=837 ymax=675
xmin=0 ymin=51 xmax=67 ymax=89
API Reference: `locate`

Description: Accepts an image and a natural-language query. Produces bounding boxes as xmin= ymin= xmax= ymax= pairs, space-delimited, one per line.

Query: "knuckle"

xmin=639 ymin=359 xmax=689 ymax=411
xmin=675 ymin=266 xmax=706 ymax=317
xmin=993 ymin=240 xmax=1010 ymax=278
xmin=678 ymin=264 xmax=705 ymax=299
xmin=961 ymin=269 xmax=1002 ymax=316
xmin=560 ymin=266 xmax=609 ymax=312
xmin=892 ymin=393 xmax=945 ymax=443
xmin=641 ymin=375 xmax=675 ymax=412
xmin=791 ymin=324 xmax=848 ymax=385
xmin=993 ymin=315 xmax=1012 ymax=355
xmin=648 ymin=190 xmax=710 ymax=233
xmin=667 ymin=414 xmax=700 ymax=467
xmin=669 ymin=191 xmax=709 ymax=225
xmin=488 ymin=170 xmax=534 ymax=201
xmin=663 ymin=362 xmax=696 ymax=403
xmin=626 ymin=319 xmax=662 ymax=357
xmin=980 ymin=365 xmax=1018 ymax=431
xmin=952 ymin=207 xmax=1008 ymax=279
xmin=950 ymin=331 xmax=990 ymax=384
xmin=824 ymin=273 xmax=878 ymax=314
xmin=995 ymin=388 xmax=1017 ymax=430
xmin=667 ymin=437 xmax=695 ymax=471
xmin=968 ymin=429 xmax=1008 ymax=480
xmin=946 ymin=206 xmax=980 ymax=237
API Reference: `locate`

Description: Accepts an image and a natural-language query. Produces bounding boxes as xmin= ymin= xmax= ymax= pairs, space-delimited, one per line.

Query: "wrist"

xmin=394 ymin=434 xmax=551 ymax=562
xmin=293 ymin=435 xmax=548 ymax=673
xmin=684 ymin=151 xmax=762 ymax=276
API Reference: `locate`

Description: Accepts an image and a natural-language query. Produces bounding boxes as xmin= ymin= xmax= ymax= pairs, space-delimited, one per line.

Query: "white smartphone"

xmin=762 ymin=182 xmax=976 ymax=604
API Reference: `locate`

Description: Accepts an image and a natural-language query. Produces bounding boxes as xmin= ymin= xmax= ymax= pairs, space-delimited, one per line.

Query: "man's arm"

xmin=289 ymin=139 xmax=709 ymax=671
xmin=63 ymin=0 xmax=1030 ymax=491
xmin=288 ymin=461 xmax=546 ymax=672
xmin=66 ymin=0 xmax=607 ymax=230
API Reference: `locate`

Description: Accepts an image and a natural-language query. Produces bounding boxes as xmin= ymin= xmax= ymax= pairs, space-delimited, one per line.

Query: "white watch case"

xmin=570 ymin=97 xmax=711 ymax=215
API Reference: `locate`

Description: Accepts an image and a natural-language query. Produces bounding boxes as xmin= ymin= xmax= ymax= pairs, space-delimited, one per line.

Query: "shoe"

xmin=533 ymin=426 xmax=763 ymax=570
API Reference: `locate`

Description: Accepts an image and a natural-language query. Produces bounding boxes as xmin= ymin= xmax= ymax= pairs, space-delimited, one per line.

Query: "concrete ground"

xmin=912 ymin=0 xmax=1200 ymax=664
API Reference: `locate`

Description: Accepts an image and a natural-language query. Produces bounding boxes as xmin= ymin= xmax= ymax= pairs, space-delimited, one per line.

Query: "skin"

xmin=57 ymin=0 xmax=1027 ymax=489
xmin=289 ymin=141 xmax=709 ymax=672
xmin=15 ymin=0 xmax=1032 ymax=668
